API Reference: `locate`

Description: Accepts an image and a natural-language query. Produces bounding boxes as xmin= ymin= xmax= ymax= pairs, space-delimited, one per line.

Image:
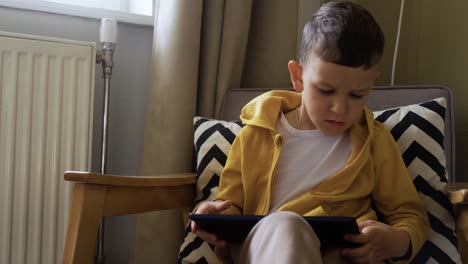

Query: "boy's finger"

xmin=190 ymin=220 xmax=198 ymax=233
xmin=194 ymin=203 xmax=212 ymax=214
xmin=357 ymin=220 xmax=379 ymax=231
xmin=195 ymin=229 xmax=218 ymax=242
xmin=344 ymin=233 xmax=368 ymax=244
xmin=210 ymin=200 xmax=232 ymax=212
xmin=194 ymin=229 xmax=227 ymax=248
xmin=342 ymin=244 xmax=369 ymax=258
xmin=216 ymin=240 xmax=227 ymax=248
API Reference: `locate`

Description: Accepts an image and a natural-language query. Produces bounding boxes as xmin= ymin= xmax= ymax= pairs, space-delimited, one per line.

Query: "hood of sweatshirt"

xmin=240 ymin=90 xmax=375 ymax=135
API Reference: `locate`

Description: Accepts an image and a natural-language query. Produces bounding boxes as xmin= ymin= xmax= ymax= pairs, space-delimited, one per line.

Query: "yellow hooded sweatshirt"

xmin=215 ymin=90 xmax=428 ymax=262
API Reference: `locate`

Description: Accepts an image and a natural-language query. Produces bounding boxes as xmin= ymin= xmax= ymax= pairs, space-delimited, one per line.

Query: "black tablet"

xmin=189 ymin=213 xmax=360 ymax=246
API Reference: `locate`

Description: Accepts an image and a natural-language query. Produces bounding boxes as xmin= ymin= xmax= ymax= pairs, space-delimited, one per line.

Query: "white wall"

xmin=0 ymin=6 xmax=153 ymax=264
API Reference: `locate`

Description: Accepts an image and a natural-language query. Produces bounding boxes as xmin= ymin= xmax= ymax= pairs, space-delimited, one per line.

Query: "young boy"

xmin=192 ymin=1 xmax=429 ymax=263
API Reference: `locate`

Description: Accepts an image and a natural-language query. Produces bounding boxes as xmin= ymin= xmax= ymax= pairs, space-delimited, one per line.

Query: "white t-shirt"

xmin=269 ymin=112 xmax=353 ymax=212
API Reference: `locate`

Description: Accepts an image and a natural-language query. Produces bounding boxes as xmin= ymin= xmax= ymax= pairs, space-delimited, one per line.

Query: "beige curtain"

xmin=139 ymin=0 xmax=253 ymax=175
xmin=131 ymin=0 xmax=253 ymax=262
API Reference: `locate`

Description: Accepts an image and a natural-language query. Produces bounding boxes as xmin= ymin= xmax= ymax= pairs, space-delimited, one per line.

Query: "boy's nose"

xmin=330 ymin=99 xmax=347 ymax=115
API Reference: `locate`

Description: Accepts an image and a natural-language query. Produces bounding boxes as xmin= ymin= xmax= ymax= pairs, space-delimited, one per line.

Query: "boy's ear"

xmin=375 ymin=71 xmax=381 ymax=80
xmin=288 ymin=60 xmax=304 ymax=92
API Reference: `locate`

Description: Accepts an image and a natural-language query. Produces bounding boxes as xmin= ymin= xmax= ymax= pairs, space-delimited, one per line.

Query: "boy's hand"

xmin=342 ymin=220 xmax=410 ymax=263
xmin=190 ymin=200 xmax=232 ymax=248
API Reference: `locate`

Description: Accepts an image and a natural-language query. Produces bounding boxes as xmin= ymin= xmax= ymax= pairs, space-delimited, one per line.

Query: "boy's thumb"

xmin=214 ymin=200 xmax=232 ymax=212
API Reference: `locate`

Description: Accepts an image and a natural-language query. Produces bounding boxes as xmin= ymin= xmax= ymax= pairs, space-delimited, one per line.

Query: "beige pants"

xmin=231 ymin=211 xmax=349 ymax=264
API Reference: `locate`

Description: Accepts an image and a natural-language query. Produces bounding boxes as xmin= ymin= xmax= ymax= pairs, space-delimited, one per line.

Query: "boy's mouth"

xmin=326 ymin=120 xmax=345 ymax=127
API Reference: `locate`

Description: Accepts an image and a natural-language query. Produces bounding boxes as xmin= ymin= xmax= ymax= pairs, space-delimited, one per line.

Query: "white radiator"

xmin=0 ymin=32 xmax=95 ymax=264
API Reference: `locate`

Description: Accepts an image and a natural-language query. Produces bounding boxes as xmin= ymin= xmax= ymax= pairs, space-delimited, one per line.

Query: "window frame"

xmin=0 ymin=0 xmax=154 ymax=26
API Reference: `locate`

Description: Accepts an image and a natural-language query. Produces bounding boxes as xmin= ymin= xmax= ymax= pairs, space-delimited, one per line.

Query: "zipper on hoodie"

xmin=265 ymin=133 xmax=283 ymax=214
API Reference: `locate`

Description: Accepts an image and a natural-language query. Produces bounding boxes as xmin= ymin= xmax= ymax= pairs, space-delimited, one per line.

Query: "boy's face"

xmin=288 ymin=56 xmax=380 ymax=136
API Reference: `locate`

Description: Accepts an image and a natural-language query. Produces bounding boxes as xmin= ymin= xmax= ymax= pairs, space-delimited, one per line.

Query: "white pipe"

xmin=391 ymin=0 xmax=405 ymax=86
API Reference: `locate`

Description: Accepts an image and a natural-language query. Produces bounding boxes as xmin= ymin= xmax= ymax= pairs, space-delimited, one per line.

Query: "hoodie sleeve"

xmin=215 ymin=129 xmax=245 ymax=216
xmin=371 ymin=123 xmax=429 ymax=261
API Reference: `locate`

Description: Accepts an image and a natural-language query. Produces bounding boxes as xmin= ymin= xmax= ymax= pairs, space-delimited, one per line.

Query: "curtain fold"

xmin=131 ymin=1 xmax=204 ymax=263
xmin=139 ymin=0 xmax=203 ymax=176
xmin=131 ymin=1 xmax=253 ymax=262
xmin=213 ymin=0 xmax=254 ymax=118
xmin=197 ymin=0 xmax=253 ymax=118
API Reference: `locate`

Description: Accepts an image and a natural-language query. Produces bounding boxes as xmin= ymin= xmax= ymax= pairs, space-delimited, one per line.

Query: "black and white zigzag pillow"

xmin=177 ymin=117 xmax=243 ymax=264
xmin=178 ymin=98 xmax=460 ymax=264
xmin=374 ymin=97 xmax=461 ymax=264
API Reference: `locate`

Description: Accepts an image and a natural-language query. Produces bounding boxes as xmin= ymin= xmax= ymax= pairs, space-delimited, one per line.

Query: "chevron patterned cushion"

xmin=177 ymin=97 xmax=459 ymax=264
xmin=177 ymin=117 xmax=243 ymax=264
xmin=374 ymin=97 xmax=461 ymax=264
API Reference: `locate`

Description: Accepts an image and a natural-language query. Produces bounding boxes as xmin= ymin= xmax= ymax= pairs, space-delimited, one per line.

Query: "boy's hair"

xmin=299 ymin=1 xmax=384 ymax=69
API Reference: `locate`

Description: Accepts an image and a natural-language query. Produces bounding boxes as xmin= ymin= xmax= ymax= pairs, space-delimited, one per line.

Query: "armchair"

xmin=63 ymin=86 xmax=468 ymax=264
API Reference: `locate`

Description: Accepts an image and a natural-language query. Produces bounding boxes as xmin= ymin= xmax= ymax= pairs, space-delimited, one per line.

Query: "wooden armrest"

xmin=449 ymin=189 xmax=468 ymax=204
xmin=64 ymin=170 xmax=197 ymax=216
xmin=446 ymin=182 xmax=468 ymax=204
xmin=64 ymin=171 xmax=197 ymax=187
xmin=63 ymin=171 xmax=197 ymax=264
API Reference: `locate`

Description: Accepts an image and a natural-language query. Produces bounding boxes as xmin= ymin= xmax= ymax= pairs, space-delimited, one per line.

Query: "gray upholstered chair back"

xmin=220 ymin=86 xmax=455 ymax=181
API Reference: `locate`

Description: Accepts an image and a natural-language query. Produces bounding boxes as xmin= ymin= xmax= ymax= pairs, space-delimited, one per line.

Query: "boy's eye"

xmin=350 ymin=93 xmax=364 ymax=99
xmin=318 ymin=89 xmax=333 ymax=95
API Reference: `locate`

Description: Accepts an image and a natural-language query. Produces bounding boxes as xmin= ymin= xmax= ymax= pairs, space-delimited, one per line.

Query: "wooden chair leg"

xmin=63 ymin=183 xmax=107 ymax=264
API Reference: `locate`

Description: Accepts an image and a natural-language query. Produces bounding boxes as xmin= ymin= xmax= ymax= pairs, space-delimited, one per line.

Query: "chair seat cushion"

xmin=177 ymin=97 xmax=461 ymax=264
